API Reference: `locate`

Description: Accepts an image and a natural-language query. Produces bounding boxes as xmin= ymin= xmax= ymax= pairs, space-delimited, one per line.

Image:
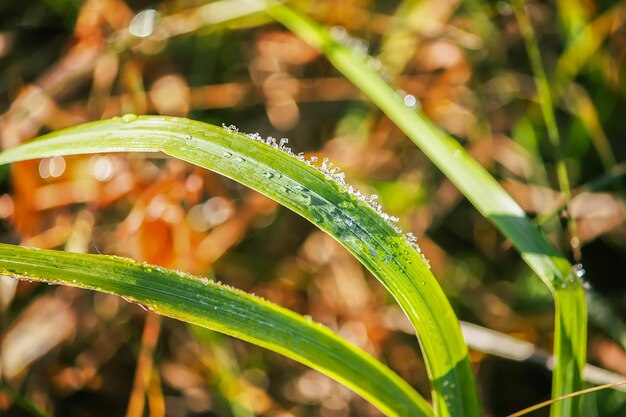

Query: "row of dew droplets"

xmin=329 ymin=26 xmax=387 ymax=77
xmin=111 ymin=116 xmax=427 ymax=267
xmin=221 ymin=124 xmax=430 ymax=269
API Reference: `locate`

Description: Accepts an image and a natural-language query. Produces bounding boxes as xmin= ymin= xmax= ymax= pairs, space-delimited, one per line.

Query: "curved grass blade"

xmin=260 ymin=3 xmax=587 ymax=416
xmin=0 ymin=115 xmax=474 ymax=417
xmin=0 ymin=243 xmax=432 ymax=417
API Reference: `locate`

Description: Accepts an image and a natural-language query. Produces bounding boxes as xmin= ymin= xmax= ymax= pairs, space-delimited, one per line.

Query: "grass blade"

xmin=0 ymin=382 xmax=55 ymax=417
xmin=0 ymin=243 xmax=432 ymax=417
xmin=261 ymin=3 xmax=587 ymax=415
xmin=0 ymin=115 xmax=474 ymax=416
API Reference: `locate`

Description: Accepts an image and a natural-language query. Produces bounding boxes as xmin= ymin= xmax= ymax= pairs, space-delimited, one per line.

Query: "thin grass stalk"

xmin=512 ymin=0 xmax=582 ymax=264
xmin=511 ymin=5 xmax=585 ymax=413
xmin=125 ymin=314 xmax=162 ymax=417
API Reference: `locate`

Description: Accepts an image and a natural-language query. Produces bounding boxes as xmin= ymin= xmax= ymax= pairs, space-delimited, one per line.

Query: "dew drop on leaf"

xmin=121 ymin=113 xmax=138 ymax=123
xmin=403 ymin=94 xmax=418 ymax=108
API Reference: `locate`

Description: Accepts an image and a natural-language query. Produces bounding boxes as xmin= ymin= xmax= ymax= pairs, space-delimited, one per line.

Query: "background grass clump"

xmin=1 ymin=1 xmax=626 ymax=416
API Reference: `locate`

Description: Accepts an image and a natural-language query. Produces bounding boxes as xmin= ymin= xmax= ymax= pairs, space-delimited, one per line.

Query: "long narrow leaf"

xmin=0 ymin=243 xmax=432 ymax=417
xmin=262 ymin=3 xmax=587 ymax=416
xmin=0 ymin=115 xmax=475 ymax=417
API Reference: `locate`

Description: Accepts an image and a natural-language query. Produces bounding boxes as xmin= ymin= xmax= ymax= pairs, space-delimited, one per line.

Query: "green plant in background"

xmin=2 ymin=1 xmax=626 ymax=416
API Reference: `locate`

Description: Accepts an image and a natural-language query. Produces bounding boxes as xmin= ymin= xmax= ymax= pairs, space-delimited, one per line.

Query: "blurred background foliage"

xmin=1 ymin=0 xmax=626 ymax=416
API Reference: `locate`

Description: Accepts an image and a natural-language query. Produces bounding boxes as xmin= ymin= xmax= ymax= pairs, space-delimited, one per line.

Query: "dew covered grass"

xmin=1 ymin=1 xmax=626 ymax=417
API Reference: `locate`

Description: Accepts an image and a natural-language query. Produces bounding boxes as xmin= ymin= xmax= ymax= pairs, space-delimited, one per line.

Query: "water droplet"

xmin=294 ymin=191 xmax=311 ymax=204
xmin=330 ymin=26 xmax=348 ymax=40
xmin=222 ymin=124 xmax=239 ymax=133
xmin=573 ymin=263 xmax=585 ymax=278
xmin=121 ymin=113 xmax=138 ymax=123
xmin=185 ymin=135 xmax=192 ymax=141
xmin=262 ymin=172 xmax=273 ymax=179
xmin=403 ymin=94 xmax=418 ymax=108
xmin=404 ymin=232 xmax=418 ymax=243
xmin=222 ymin=151 xmax=232 ymax=158
xmin=234 ymin=156 xmax=245 ymax=163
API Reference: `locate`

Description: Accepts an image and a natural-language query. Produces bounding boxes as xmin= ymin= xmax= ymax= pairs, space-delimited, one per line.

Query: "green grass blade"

xmin=512 ymin=0 xmax=581 ymax=271
xmin=261 ymin=3 xmax=587 ymax=415
xmin=0 ymin=115 xmax=474 ymax=417
xmin=0 ymin=382 xmax=55 ymax=417
xmin=0 ymin=243 xmax=432 ymax=417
